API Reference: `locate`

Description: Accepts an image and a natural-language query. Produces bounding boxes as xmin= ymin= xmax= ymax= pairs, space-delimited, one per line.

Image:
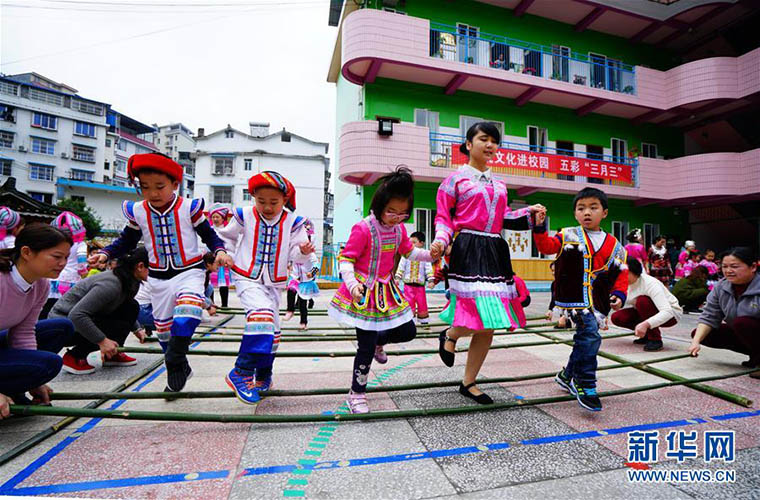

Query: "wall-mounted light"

xmin=376 ymin=116 xmax=400 ymax=137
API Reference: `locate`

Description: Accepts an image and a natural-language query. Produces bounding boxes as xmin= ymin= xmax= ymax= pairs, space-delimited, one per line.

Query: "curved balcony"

xmin=342 ymin=9 xmax=759 ymax=122
xmin=339 ymin=120 xmax=760 ymax=204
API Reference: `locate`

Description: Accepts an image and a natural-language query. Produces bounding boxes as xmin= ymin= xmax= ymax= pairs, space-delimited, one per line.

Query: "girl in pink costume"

xmin=624 ymin=229 xmax=648 ymax=274
xmin=43 ymin=211 xmax=88 ymax=317
xmin=675 ymin=240 xmax=696 ymax=279
xmin=208 ymin=204 xmax=235 ymax=307
xmin=328 ymin=168 xmax=439 ymax=414
xmin=430 ymin=122 xmax=544 ymax=405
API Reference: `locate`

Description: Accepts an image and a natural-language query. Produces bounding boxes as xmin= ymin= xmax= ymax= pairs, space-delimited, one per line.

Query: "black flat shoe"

xmin=438 ymin=329 xmax=455 ymax=367
xmin=459 ymin=383 xmax=493 ymax=405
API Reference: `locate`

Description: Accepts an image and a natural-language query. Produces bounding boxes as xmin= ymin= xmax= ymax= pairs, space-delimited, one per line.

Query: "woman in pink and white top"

xmin=0 ymin=224 xmax=75 ymax=418
xmin=675 ymin=240 xmax=697 ymax=279
xmin=430 ymin=122 xmax=544 ymax=405
xmin=624 ymin=229 xmax=648 ymax=274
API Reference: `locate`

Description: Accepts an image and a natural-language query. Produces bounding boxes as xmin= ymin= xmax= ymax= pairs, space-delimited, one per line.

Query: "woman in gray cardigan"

xmin=689 ymin=247 xmax=760 ymax=378
xmin=50 ymin=247 xmax=149 ymax=374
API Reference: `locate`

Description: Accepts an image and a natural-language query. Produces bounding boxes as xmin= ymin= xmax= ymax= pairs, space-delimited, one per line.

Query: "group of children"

xmin=3 ymin=122 xmax=638 ymax=414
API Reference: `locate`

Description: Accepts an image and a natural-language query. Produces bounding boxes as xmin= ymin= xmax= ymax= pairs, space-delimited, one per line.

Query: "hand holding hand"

xmin=215 ymin=251 xmax=234 ymax=268
xmin=610 ymin=296 xmax=623 ymax=311
xmin=208 ymin=305 xmax=217 ymax=316
xmin=351 ymin=284 xmax=365 ymax=302
xmin=430 ymin=241 xmax=444 ymax=260
xmin=88 ymin=253 xmax=107 ymax=266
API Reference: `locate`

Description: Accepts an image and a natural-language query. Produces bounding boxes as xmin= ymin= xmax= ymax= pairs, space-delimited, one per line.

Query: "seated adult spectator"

xmin=611 ymin=258 xmax=682 ymax=351
xmin=49 ymin=247 xmax=149 ymax=375
xmin=0 ymin=224 xmax=75 ymax=416
xmin=672 ymin=265 xmax=710 ymax=313
xmin=689 ymin=247 xmax=760 ymax=378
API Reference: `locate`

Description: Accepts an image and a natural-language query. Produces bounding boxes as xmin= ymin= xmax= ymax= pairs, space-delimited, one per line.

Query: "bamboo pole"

xmin=198 ymin=320 xmax=559 ymax=334
xmin=48 ymin=353 xmax=693 ymax=401
xmin=0 ymin=315 xmax=235 ymax=467
xmin=524 ymin=327 xmax=754 ymax=408
xmin=120 ymin=332 xmax=635 ymax=358
xmin=12 ymin=369 xmax=756 ymax=423
xmin=179 ymin=327 xmax=576 ymax=343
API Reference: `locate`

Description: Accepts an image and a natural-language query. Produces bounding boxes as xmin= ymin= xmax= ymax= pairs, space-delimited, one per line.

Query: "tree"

xmin=57 ymin=198 xmax=102 ymax=239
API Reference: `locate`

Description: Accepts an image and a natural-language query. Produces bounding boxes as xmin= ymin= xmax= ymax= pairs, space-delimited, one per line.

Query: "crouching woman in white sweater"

xmin=611 ymin=257 xmax=682 ymax=352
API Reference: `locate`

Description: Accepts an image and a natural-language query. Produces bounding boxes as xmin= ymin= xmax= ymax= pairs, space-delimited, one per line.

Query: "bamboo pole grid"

xmin=9 ymin=314 xmax=754 ymax=425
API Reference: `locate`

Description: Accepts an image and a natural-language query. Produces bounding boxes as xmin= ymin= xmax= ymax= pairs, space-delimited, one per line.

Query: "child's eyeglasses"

xmin=384 ymin=211 xmax=409 ymax=222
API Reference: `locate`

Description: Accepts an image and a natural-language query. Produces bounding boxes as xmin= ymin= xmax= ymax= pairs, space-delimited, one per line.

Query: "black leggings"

xmin=219 ymin=286 xmax=229 ymax=308
xmin=351 ymin=321 xmax=416 ymax=393
xmin=287 ymin=290 xmax=308 ymax=324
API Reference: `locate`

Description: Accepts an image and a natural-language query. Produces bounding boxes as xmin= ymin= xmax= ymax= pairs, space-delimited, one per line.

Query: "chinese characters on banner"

xmin=451 ymin=147 xmax=633 ymax=183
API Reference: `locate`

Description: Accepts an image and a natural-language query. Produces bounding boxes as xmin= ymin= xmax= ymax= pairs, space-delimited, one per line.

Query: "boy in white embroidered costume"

xmin=218 ymin=171 xmax=316 ymax=404
xmin=90 ymin=153 xmax=233 ymax=395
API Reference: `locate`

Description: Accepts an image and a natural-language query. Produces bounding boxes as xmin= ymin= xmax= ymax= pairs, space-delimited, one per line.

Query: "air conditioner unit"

xmin=61 ymin=152 xmax=69 ymax=159
xmin=18 ymin=145 xmax=26 ymax=152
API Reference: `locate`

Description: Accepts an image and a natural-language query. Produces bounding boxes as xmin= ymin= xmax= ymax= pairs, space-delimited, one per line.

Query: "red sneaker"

xmin=103 ymin=352 xmax=138 ymax=367
xmin=62 ymin=351 xmax=96 ymax=375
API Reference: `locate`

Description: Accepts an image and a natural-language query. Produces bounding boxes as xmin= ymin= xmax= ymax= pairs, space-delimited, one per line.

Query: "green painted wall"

xmin=366 ymin=0 xmax=677 ymax=70
xmin=361 ymin=182 xmax=688 ymax=239
xmin=364 ymin=78 xmax=684 ymax=158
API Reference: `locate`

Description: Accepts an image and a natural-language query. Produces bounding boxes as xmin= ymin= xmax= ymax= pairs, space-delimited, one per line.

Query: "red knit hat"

xmin=248 ymin=171 xmax=296 ymax=211
xmin=127 ymin=153 xmax=183 ymax=182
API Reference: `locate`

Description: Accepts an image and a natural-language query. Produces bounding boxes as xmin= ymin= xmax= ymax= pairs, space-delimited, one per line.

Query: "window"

xmin=643 ymin=223 xmax=659 ymax=249
xmin=0 ymin=104 xmax=14 ymax=122
xmin=72 ymin=144 xmax=96 ymax=162
xmin=31 ymin=137 xmax=56 ymax=155
xmin=29 ymin=164 xmax=55 ymax=182
xmin=72 ymin=100 xmax=103 ymax=116
xmin=225 ymin=130 xmax=234 ymax=138
xmin=0 ymin=160 xmax=11 ymax=176
xmin=460 ymin=116 xmax=503 ymax=140
xmin=281 ymin=132 xmax=291 ymax=142
xmin=243 ymin=188 xmax=252 ymax=201
xmin=32 ymin=112 xmax=57 ymax=131
xmin=586 ymin=144 xmax=605 ymax=185
xmin=0 ymin=81 xmax=19 ymax=96
xmin=414 ymin=208 xmax=437 ymax=248
xmin=214 ymin=158 xmax=234 ymax=175
xmin=212 ymin=186 xmax=232 ymax=204
xmin=70 ymin=169 xmax=94 ymax=181
xmin=244 ymin=158 xmax=252 ymax=171
xmin=555 ymin=140 xmax=574 ymax=181
xmin=611 ymin=138 xmax=627 ymax=163
xmin=642 ymin=142 xmax=658 ymax=158
xmin=104 ymin=161 xmax=110 ymax=171
xmin=29 ymin=88 xmax=63 ymax=106
xmin=74 ymin=121 xmax=96 ymax=138
xmin=0 ymin=130 xmax=13 ymax=148
xmin=114 ymin=159 xmax=127 ymax=174
xmin=105 ymin=138 xmax=111 ymax=147
xmin=28 ymin=191 xmax=53 ymax=204
xmin=612 ymin=221 xmax=628 ymax=245
xmin=551 ymin=45 xmax=570 ymax=82
xmin=117 ymin=139 xmax=127 ymax=150
xmin=456 ymin=23 xmax=480 ymax=65
xmin=528 ymin=126 xmax=547 ymax=152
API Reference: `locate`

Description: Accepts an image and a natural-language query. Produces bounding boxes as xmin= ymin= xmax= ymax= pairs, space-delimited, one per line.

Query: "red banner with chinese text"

xmin=451 ymin=148 xmax=633 ymax=183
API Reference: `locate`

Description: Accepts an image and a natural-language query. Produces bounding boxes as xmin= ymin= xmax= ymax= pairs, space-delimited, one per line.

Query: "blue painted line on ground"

xmin=6 ymin=408 xmax=758 ymax=496
xmin=3 ymin=470 xmax=229 ymax=496
xmin=0 ymin=319 xmax=231 ymax=493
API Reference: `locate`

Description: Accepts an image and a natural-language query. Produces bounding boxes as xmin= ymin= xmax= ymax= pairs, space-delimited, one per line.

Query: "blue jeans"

xmin=564 ymin=311 xmax=601 ymax=389
xmin=0 ymin=318 xmax=75 ymax=397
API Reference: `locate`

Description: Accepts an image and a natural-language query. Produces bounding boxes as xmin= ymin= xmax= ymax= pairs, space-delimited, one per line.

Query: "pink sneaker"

xmin=374 ymin=345 xmax=388 ymax=364
xmin=346 ymin=391 xmax=369 ymax=414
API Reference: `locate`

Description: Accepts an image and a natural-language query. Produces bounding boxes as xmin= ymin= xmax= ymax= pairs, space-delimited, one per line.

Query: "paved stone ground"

xmin=0 ymin=290 xmax=758 ymax=499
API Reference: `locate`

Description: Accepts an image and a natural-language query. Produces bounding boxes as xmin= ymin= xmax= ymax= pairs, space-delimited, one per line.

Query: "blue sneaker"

xmin=570 ymin=380 xmax=602 ymax=412
xmin=225 ymin=368 xmax=261 ymax=405
xmin=255 ymin=376 xmax=273 ymax=393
